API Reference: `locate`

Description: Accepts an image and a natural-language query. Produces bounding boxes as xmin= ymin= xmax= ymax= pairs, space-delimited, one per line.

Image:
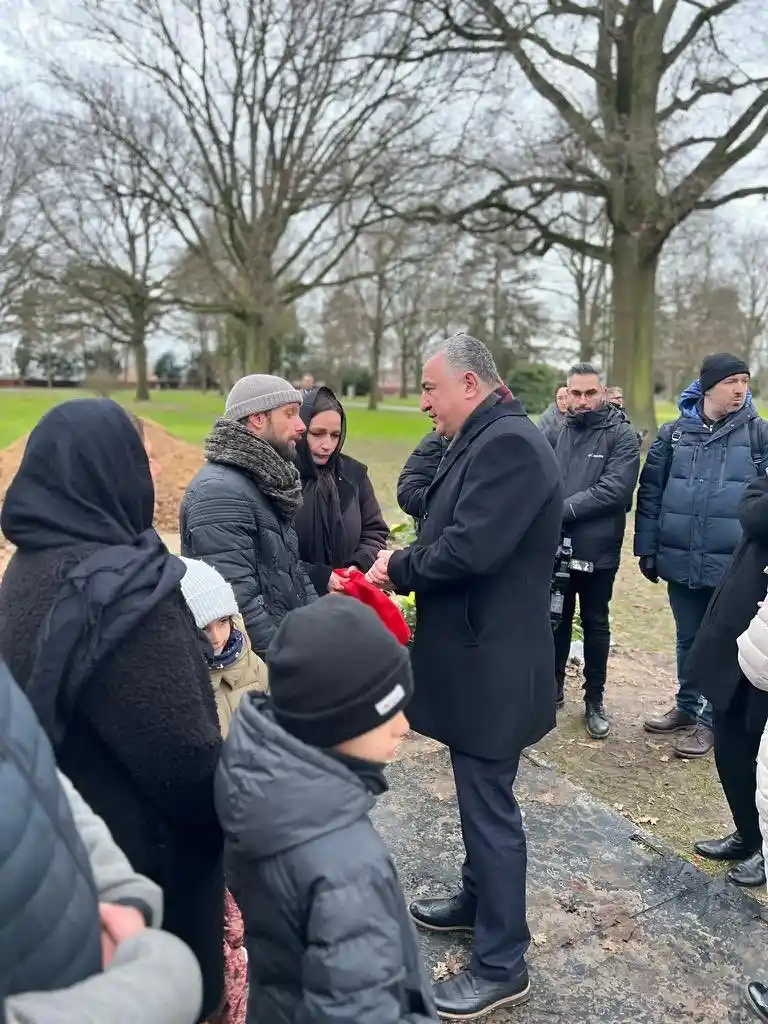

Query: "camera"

xmin=549 ymin=537 xmax=593 ymax=629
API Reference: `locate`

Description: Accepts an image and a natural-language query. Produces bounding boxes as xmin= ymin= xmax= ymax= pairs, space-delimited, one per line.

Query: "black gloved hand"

xmin=638 ymin=556 xmax=659 ymax=584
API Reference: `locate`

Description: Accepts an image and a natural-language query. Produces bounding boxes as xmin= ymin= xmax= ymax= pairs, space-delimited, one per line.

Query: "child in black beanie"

xmin=215 ymin=597 xmax=438 ymax=1023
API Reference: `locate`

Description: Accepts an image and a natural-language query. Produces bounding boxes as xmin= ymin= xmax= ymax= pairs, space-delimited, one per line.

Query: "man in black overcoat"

xmin=369 ymin=334 xmax=563 ymax=1019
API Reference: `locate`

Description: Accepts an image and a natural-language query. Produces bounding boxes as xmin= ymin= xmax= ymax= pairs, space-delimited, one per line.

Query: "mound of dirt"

xmin=0 ymin=419 xmax=204 ymax=536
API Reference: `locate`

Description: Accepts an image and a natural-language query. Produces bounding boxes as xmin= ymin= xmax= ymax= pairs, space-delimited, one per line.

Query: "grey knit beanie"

xmin=224 ymin=374 xmax=302 ymax=421
xmin=178 ymin=557 xmax=239 ymax=629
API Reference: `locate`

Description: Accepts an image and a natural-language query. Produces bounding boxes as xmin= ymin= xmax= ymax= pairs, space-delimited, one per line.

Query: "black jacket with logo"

xmin=552 ymin=405 xmax=641 ymax=571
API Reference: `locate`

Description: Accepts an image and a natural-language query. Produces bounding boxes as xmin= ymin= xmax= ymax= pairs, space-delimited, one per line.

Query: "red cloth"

xmin=333 ymin=568 xmax=411 ymax=645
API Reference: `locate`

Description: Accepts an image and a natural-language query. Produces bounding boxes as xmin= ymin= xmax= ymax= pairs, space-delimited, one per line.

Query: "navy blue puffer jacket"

xmin=634 ymin=383 xmax=768 ymax=589
xmin=0 ymin=660 xmax=101 ymax=999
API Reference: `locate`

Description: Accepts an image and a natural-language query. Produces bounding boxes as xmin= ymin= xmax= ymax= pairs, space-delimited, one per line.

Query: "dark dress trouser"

xmin=713 ymin=682 xmax=768 ymax=850
xmin=450 ymin=749 xmax=530 ymax=981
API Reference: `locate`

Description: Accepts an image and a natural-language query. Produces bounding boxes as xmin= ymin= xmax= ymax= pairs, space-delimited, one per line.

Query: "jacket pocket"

xmin=464 ymin=590 xmax=479 ymax=646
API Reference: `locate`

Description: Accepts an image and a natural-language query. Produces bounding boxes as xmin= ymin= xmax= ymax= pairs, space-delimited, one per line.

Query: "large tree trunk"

xmin=611 ymin=230 xmax=658 ymax=439
xmin=399 ymin=334 xmax=409 ymax=398
xmin=134 ymin=338 xmax=150 ymax=401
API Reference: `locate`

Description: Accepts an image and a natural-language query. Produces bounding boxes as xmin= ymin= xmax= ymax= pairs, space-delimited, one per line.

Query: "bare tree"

xmin=657 ymin=215 xmax=768 ymax=390
xmin=50 ymin=0 xmax=435 ymax=375
xmin=35 ymin=85 xmax=182 ymax=400
xmin=382 ymin=0 xmax=768 ymax=434
xmin=552 ymin=196 xmax=612 ymax=367
xmin=0 ymin=89 xmax=40 ymax=328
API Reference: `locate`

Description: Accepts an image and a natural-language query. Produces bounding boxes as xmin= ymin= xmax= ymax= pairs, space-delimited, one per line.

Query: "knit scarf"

xmin=204 ymin=418 xmax=303 ymax=521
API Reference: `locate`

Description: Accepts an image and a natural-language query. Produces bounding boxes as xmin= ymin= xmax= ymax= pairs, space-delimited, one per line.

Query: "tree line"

xmin=1 ymin=0 xmax=767 ymax=427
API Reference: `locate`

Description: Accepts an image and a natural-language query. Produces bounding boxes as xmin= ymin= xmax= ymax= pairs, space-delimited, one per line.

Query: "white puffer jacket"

xmin=737 ymin=588 xmax=768 ymax=891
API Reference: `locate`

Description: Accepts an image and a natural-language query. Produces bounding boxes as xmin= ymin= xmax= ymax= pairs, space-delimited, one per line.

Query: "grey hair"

xmin=567 ymin=362 xmax=602 ymax=383
xmin=424 ymin=333 xmax=500 ymax=386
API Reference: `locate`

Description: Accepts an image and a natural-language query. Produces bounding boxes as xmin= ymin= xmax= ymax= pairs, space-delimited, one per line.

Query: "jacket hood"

xmin=215 ymin=693 xmax=375 ymax=859
xmin=678 ymin=379 xmax=755 ymax=423
xmin=295 ymin=386 xmax=347 ymax=479
xmin=566 ymin=403 xmax=625 ymax=431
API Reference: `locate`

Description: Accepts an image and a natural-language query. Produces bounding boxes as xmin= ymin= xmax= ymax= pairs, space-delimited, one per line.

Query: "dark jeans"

xmin=450 ymin=749 xmax=530 ymax=981
xmin=554 ymin=568 xmax=617 ymax=704
xmin=666 ymin=581 xmax=714 ymax=729
xmin=713 ymin=686 xmax=766 ymax=849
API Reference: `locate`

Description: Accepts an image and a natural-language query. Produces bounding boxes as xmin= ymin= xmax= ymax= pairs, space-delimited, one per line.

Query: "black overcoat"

xmin=388 ymin=397 xmax=563 ymax=759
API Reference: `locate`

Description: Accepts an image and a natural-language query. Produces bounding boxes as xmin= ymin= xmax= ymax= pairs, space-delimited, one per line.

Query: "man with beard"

xmin=551 ymin=363 xmax=641 ymax=739
xmin=181 ymin=374 xmax=317 ymax=657
xmin=368 ymin=334 xmax=563 ymax=1020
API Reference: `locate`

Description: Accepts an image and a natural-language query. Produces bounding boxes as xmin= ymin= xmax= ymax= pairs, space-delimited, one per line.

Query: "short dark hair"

xmin=556 ymin=383 xmax=567 ymax=394
xmin=567 ymin=362 xmax=602 ymax=382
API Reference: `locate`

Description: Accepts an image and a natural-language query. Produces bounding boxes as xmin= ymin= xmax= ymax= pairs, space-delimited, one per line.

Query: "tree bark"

xmin=133 ymin=338 xmax=150 ymax=401
xmin=399 ymin=334 xmax=409 ymax=398
xmin=611 ymin=231 xmax=658 ymax=439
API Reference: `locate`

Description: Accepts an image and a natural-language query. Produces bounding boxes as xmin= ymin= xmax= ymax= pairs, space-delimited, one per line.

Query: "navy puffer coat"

xmin=634 ymin=382 xmax=768 ymax=589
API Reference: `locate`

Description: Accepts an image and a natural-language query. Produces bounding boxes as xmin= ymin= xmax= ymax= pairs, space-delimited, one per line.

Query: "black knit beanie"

xmin=266 ymin=596 xmax=414 ymax=748
xmin=699 ymin=352 xmax=750 ymax=394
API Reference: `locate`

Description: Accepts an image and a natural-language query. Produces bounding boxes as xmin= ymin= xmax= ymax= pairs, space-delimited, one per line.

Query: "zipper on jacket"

xmin=717 ymin=444 xmax=728 ymax=490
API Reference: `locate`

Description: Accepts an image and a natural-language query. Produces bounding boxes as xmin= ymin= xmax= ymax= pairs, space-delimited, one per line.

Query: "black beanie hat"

xmin=699 ymin=352 xmax=750 ymax=394
xmin=266 ymin=596 xmax=414 ymax=748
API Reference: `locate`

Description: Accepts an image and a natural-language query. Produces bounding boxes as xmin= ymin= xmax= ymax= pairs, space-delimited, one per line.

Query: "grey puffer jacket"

xmin=180 ymin=461 xmax=317 ymax=656
xmin=215 ymin=696 xmax=438 ymax=1024
xmin=0 ymin=660 xmax=101 ymax=999
xmin=538 ymin=402 xmax=566 ymax=444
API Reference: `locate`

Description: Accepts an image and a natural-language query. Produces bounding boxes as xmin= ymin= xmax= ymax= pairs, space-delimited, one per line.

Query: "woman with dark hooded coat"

xmin=293 ymin=386 xmax=389 ymax=595
xmin=684 ymin=474 xmax=768 ymax=888
xmin=0 ymin=398 xmax=225 ymax=1021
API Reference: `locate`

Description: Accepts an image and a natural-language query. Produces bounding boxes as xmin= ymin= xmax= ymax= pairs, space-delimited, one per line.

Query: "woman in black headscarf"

xmin=0 ymin=398 xmax=224 ymax=1021
xmin=294 ymin=386 xmax=389 ymax=595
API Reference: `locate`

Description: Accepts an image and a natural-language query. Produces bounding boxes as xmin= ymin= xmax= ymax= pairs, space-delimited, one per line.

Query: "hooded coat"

xmin=550 ymin=404 xmax=640 ymax=571
xmin=215 ymin=696 xmax=438 ymax=1023
xmin=294 ymin=386 xmax=389 ymax=594
xmin=634 ymin=382 xmax=768 ymax=589
xmin=0 ymin=399 xmax=224 ymax=1019
xmin=686 ymin=475 xmax=768 ymax=724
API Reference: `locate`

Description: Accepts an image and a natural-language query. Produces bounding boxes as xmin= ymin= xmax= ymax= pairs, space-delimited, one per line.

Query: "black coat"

xmin=397 ymin=430 xmax=446 ymax=528
xmin=0 ymin=546 xmax=225 ymax=1019
xmin=0 ymin=660 xmax=101 ymax=999
xmin=294 ymin=387 xmax=389 ymax=594
xmin=180 ymin=460 xmax=317 ymax=656
xmin=388 ymin=397 xmax=563 ymax=759
xmin=552 ymin=405 xmax=641 ymax=570
xmin=216 ymin=697 xmax=438 ymax=1023
xmin=685 ymin=475 xmax=768 ymax=731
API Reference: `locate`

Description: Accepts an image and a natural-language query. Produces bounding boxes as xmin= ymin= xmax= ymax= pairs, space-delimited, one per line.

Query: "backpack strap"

xmin=748 ymin=416 xmax=763 ymax=469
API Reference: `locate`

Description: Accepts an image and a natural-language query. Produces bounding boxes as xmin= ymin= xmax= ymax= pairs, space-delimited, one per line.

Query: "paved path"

xmin=378 ymin=736 xmax=767 ymax=1023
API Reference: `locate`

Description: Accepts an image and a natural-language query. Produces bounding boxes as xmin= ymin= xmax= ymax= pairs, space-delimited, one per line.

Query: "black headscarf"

xmin=0 ymin=398 xmax=185 ymax=747
xmin=293 ymin=386 xmax=350 ymax=568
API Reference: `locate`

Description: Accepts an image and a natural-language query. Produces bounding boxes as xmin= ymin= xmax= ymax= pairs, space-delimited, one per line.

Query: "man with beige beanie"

xmin=180 ymin=374 xmax=317 ymax=657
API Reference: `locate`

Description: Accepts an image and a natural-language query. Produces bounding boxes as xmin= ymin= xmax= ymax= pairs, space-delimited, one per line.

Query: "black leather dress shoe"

xmin=434 ymin=968 xmax=530 ymax=1020
xmin=727 ymin=851 xmax=766 ymax=887
xmin=693 ymin=831 xmax=758 ymax=861
xmin=747 ymin=981 xmax=768 ymax=1021
xmin=409 ymin=893 xmax=476 ymax=933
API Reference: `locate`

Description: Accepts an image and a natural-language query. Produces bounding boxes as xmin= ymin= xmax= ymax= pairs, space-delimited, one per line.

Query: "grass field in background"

xmin=0 ymin=388 xmax=430 ymax=450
